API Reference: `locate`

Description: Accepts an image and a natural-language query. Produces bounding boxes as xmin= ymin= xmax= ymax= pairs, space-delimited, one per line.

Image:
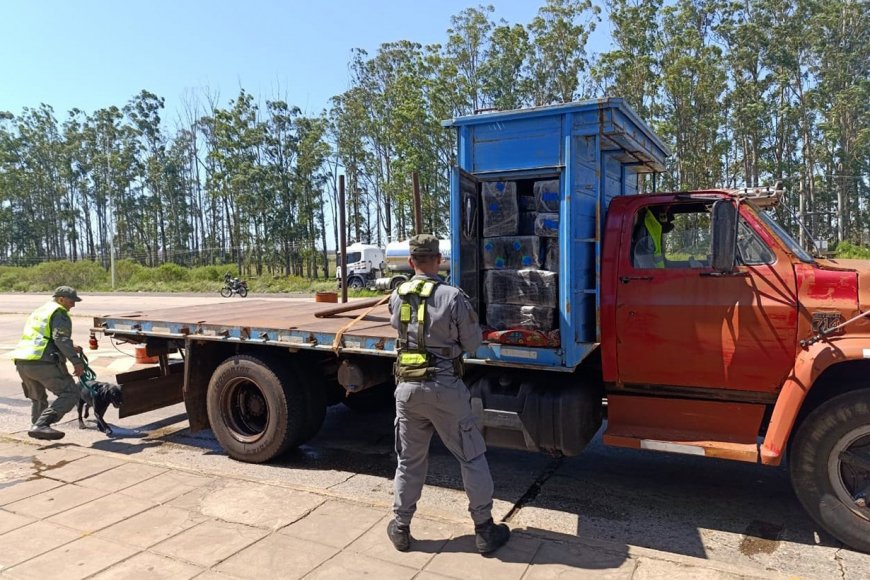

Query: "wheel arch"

xmin=761 ymin=336 xmax=870 ymax=466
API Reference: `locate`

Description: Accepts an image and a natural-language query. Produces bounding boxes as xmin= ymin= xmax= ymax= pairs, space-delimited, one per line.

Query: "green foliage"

xmin=0 ymin=0 xmax=867 ymax=261
xmin=27 ymin=260 xmax=108 ymax=290
xmin=833 ymin=241 xmax=870 ymax=260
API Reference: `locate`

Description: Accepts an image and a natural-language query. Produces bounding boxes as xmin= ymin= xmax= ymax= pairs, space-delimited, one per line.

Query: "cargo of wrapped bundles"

xmin=484 ymin=269 xmax=558 ymax=307
xmin=518 ymin=194 xmax=536 ymax=211
xmin=481 ymin=236 xmax=541 ymax=270
xmin=481 ymin=181 xmax=518 ymax=237
xmin=535 ymin=213 xmax=559 ymax=237
xmin=533 ymin=179 xmax=560 ymax=212
xmin=486 ymin=304 xmax=556 ymax=332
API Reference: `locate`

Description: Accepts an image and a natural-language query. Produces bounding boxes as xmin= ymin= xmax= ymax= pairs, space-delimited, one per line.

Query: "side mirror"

xmin=711 ymin=200 xmax=737 ymax=273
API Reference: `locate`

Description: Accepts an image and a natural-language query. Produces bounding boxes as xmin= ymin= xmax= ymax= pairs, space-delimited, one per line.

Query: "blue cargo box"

xmin=444 ymin=98 xmax=669 ymax=370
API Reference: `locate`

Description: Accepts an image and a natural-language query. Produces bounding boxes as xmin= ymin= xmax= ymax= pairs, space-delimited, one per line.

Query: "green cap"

xmin=53 ymin=286 xmax=82 ymax=302
xmin=409 ymin=234 xmax=440 ymax=256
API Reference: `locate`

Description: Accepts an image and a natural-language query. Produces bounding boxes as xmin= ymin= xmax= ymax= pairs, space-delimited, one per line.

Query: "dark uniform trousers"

xmin=393 ymin=373 xmax=494 ymax=527
xmin=17 ymin=362 xmax=79 ymax=426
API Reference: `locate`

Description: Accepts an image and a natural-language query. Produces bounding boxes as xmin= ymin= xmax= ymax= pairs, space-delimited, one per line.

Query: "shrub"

xmin=26 ymin=260 xmax=108 ymax=290
xmin=834 ymin=241 xmax=870 ymax=260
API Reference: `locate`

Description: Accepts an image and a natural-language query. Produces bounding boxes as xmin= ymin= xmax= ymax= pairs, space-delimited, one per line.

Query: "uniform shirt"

xmin=44 ymin=308 xmax=83 ymax=366
xmin=389 ymin=273 xmax=482 ymax=374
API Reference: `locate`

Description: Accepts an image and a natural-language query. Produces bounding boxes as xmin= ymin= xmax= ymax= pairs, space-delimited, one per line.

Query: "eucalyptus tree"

xmin=591 ymin=0 xmax=662 ymax=121
xmin=294 ymin=115 xmax=331 ymax=277
xmin=479 ymin=22 xmax=533 ymax=111
xmin=446 ymin=4 xmax=496 ymax=113
xmin=526 ymin=0 xmax=601 ymax=105
xmin=809 ymin=0 xmax=870 ymax=242
xmin=263 ymin=99 xmax=301 ymax=275
xmin=656 ymin=0 xmax=728 ymax=189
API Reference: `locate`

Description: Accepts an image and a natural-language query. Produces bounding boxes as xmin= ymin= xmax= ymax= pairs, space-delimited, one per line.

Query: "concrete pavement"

xmin=0 ymin=436 xmax=790 ymax=580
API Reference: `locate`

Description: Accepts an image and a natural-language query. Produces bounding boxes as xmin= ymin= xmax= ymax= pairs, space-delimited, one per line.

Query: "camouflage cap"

xmin=408 ymin=234 xmax=440 ymax=256
xmin=53 ymin=286 xmax=82 ymax=302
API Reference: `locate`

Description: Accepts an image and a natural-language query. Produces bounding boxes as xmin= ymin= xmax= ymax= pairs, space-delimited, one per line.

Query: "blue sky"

xmin=2 ymin=1 xmax=610 ymax=123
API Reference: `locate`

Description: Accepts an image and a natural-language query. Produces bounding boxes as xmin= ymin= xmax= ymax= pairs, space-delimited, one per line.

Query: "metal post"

xmin=106 ymin=137 xmax=116 ymax=289
xmin=339 ymin=175 xmax=348 ymax=303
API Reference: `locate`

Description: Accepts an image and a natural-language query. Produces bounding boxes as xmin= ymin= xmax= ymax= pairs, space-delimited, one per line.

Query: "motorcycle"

xmin=220 ymin=274 xmax=248 ymax=298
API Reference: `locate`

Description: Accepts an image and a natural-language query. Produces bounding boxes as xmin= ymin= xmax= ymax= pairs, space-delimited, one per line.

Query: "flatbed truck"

xmin=94 ymin=98 xmax=870 ymax=553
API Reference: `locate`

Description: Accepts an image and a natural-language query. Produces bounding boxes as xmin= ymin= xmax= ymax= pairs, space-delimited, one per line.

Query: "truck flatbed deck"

xmin=95 ymin=299 xmax=398 ymax=357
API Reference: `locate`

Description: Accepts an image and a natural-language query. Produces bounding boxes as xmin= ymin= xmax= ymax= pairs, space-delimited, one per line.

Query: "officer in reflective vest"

xmin=633 ymin=207 xmax=673 ymax=268
xmin=12 ymin=286 xmax=86 ymax=441
xmin=386 ymin=234 xmax=510 ymax=554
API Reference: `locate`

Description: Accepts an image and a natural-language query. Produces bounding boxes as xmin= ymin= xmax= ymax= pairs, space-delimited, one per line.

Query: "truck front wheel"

xmin=207 ymin=354 xmax=306 ymax=463
xmin=348 ymin=276 xmax=365 ymax=290
xmin=790 ymin=389 xmax=870 ymax=553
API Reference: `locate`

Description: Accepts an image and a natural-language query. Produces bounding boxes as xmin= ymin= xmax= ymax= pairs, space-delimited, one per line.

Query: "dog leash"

xmin=78 ymin=353 xmax=99 ymax=397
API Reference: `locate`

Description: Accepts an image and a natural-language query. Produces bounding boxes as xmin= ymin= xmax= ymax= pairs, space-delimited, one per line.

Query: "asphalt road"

xmin=1 ymin=292 xmax=868 ymax=579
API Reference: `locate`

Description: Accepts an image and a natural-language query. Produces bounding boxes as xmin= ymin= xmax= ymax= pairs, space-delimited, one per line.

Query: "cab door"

xmin=614 ymin=198 xmax=798 ymax=393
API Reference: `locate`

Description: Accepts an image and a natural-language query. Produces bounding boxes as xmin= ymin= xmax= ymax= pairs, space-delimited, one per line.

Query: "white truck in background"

xmin=335 ymin=243 xmax=386 ymax=290
xmin=371 ymin=238 xmax=451 ymax=291
xmin=336 ymin=239 xmax=452 ymax=291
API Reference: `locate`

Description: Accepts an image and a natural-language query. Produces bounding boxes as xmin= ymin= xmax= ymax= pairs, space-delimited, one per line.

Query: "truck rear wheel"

xmin=207 ymin=354 xmax=306 ymax=463
xmin=348 ymin=276 xmax=365 ymax=290
xmin=790 ymin=389 xmax=870 ymax=553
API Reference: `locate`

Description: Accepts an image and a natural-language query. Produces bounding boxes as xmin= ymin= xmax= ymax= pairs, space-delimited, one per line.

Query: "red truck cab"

xmin=600 ymin=187 xmax=870 ymax=551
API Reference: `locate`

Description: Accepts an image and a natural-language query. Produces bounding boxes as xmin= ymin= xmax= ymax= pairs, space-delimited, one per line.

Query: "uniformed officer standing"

xmin=387 ymin=234 xmax=510 ymax=554
xmin=12 ymin=286 xmax=86 ymax=441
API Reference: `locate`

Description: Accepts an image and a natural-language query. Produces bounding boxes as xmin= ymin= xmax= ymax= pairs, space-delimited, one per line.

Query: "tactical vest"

xmin=394 ymin=278 xmax=441 ymax=381
xmin=11 ymin=301 xmax=65 ymax=361
xmin=643 ymin=209 xmax=665 ymax=268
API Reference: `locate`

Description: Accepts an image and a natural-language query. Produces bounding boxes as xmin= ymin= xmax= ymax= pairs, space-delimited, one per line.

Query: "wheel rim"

xmin=828 ymin=424 xmax=870 ymax=521
xmin=350 ymin=279 xmax=363 ymax=290
xmin=220 ymin=377 xmax=269 ymax=443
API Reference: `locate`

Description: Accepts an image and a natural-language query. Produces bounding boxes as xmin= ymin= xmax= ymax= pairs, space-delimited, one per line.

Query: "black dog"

xmin=77 ymin=381 xmax=123 ymax=436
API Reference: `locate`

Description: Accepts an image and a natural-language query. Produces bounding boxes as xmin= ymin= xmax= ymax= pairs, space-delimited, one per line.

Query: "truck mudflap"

xmin=115 ymin=362 xmax=185 ymax=419
xmin=469 ymin=371 xmax=602 ymax=456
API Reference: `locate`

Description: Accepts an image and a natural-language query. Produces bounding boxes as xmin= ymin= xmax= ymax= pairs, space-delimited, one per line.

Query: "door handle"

xmin=620 ymin=276 xmax=653 ymax=284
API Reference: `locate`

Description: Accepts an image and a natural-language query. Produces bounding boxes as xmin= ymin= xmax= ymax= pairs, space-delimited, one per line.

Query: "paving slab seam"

xmin=0 ymin=435 xmax=791 ymax=579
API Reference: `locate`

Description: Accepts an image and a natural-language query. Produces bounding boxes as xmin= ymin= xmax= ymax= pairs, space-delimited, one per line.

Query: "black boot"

xmin=475 ymin=519 xmax=510 ymax=554
xmin=387 ymin=519 xmax=411 ymax=552
xmin=28 ymin=425 xmax=65 ymax=441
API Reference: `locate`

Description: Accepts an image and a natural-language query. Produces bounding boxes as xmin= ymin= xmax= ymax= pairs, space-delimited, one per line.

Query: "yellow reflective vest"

xmin=11 ymin=301 xmax=65 ymax=361
xmin=643 ymin=209 xmax=665 ymax=268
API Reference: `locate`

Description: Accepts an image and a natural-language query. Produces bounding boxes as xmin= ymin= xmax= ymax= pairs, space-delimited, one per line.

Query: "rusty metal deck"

xmin=94 ymin=299 xmax=397 ymax=355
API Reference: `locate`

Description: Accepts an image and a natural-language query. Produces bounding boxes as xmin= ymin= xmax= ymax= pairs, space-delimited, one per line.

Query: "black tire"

xmin=206 ymin=354 xmax=307 ymax=463
xmin=790 ymin=389 xmax=870 ymax=553
xmin=390 ymin=277 xmax=405 ymax=291
xmin=348 ymin=276 xmax=365 ymax=291
xmin=220 ymin=286 xmax=232 ymax=298
xmin=294 ymin=362 xmax=327 ymax=445
xmin=238 ymin=286 xmax=248 ymax=298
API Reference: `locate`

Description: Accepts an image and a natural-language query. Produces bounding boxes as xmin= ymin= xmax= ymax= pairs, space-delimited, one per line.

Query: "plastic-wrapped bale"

xmin=519 ymin=212 xmax=537 ymax=235
xmin=545 ymin=239 xmax=559 ymax=272
xmin=535 ymin=213 xmax=559 ymax=237
xmin=482 ymin=181 xmax=518 ymax=237
xmin=486 ymin=304 xmax=556 ymax=332
xmin=518 ymin=194 xmax=536 ymax=211
xmin=534 ymin=179 xmax=560 ymax=212
xmin=481 ymin=236 xmax=541 ymax=270
xmin=484 ymin=269 xmax=558 ymax=307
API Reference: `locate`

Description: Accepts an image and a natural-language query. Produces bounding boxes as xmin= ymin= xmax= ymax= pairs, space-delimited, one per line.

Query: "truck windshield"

xmin=749 ymin=204 xmax=814 ymax=263
xmin=343 ymin=252 xmax=361 ymax=264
